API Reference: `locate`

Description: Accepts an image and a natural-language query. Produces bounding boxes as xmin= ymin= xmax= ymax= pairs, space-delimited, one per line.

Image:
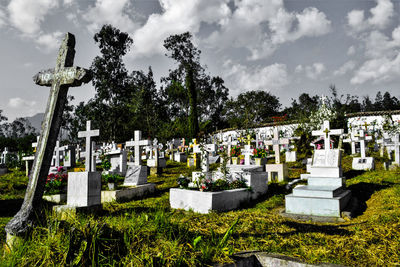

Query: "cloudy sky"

xmin=0 ymin=0 xmax=399 ymax=121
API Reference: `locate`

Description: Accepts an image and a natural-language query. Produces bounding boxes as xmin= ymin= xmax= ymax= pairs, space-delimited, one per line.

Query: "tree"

xmin=224 ymin=90 xmax=281 ymax=128
xmin=161 ymin=32 xmax=229 ymax=138
xmin=90 ymin=24 xmax=134 ymax=142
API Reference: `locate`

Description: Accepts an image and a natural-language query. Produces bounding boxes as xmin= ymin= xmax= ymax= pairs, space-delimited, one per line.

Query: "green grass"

xmin=0 ymin=158 xmax=399 ymax=266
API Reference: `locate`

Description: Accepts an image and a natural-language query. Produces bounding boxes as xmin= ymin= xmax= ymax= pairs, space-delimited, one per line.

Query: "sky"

xmin=0 ymin=0 xmax=400 ymax=122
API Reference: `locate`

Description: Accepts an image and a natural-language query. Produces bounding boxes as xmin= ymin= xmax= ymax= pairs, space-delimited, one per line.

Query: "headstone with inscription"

xmin=6 ymin=33 xmax=91 ymax=245
xmin=286 ymin=120 xmax=351 ymax=217
xmin=124 ymin=130 xmax=150 ymax=186
xmin=264 ymin=127 xmax=289 ymax=182
xmin=351 ymin=129 xmax=374 ymax=170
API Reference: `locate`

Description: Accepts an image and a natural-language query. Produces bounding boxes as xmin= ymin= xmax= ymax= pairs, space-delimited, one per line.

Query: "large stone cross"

xmin=354 ymin=129 xmax=372 ymax=159
xmin=392 ymin=133 xmax=400 ymax=165
xmin=312 ymin=120 xmax=343 ymax=164
xmin=125 ymin=130 xmax=150 ymax=166
xmin=193 ymin=143 xmax=216 ymax=172
xmin=265 ymin=127 xmax=289 ymax=164
xmin=6 ymin=32 xmax=91 ymax=239
xmin=78 ymin=121 xmax=100 ymax=172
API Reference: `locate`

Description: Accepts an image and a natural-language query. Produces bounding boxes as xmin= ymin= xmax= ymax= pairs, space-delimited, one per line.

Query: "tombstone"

xmin=285 ymin=151 xmax=297 ymax=162
xmin=174 ymin=138 xmax=188 ymax=163
xmin=223 ymin=135 xmax=237 ymax=165
xmin=343 ymin=130 xmax=357 ymax=155
xmin=285 ymin=120 xmax=351 ymax=218
xmin=60 ymin=145 xmax=76 ymax=168
xmin=264 ymin=128 xmax=289 ymax=182
xmin=124 ymin=130 xmax=150 ymax=186
xmin=50 ymin=141 xmax=61 ymax=171
xmin=64 ymin=120 xmax=101 ymax=208
xmin=6 ymin=33 xmax=92 ymax=244
xmin=1 ymin=147 xmax=9 ymax=165
xmin=351 ymin=129 xmax=374 ymax=170
xmin=187 ymin=139 xmax=200 ymax=168
xmin=147 ymin=138 xmax=166 ymax=175
xmin=105 ymin=145 xmax=127 ymax=176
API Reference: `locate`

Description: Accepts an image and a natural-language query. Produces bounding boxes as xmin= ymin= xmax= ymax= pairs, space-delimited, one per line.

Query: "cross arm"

xmin=33 ymin=67 xmax=92 ymax=87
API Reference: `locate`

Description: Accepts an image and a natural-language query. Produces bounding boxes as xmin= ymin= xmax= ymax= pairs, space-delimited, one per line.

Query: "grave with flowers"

xmin=42 ymin=166 xmax=68 ymax=204
xmin=170 ymin=141 xmax=268 ymax=214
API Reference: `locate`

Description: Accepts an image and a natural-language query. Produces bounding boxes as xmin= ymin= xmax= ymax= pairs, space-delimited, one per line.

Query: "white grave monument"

xmin=124 ymin=130 xmax=150 ymax=185
xmin=285 ymin=120 xmax=351 ymax=217
xmin=66 ymin=121 xmax=101 ymax=207
xmin=351 ymin=129 xmax=374 ymax=170
xmin=265 ymin=128 xmax=289 ymax=182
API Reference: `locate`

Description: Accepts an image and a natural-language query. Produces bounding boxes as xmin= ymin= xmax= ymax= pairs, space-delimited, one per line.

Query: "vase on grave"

xmin=255 ymin=158 xmax=262 ymax=165
xmin=232 ymin=157 xmax=238 ymax=165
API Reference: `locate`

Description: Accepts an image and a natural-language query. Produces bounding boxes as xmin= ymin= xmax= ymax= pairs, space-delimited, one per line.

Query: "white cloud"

xmin=347 ymin=0 xmax=394 ymax=33
xmin=8 ymin=97 xmax=36 ymax=108
xmin=305 ymin=62 xmax=325 ymax=80
xmin=223 ymin=60 xmax=289 ymax=93
xmin=334 ymin=61 xmax=356 ymax=76
xmin=207 ymin=1 xmax=331 ymax=61
xmin=132 ymin=0 xmax=231 ymax=58
xmin=35 ymin=31 xmax=63 ymax=52
xmin=347 ymin=45 xmax=356 ymax=56
xmin=84 ymin=0 xmax=139 ymax=34
xmin=351 ymin=54 xmax=400 ymax=84
xmin=8 ymin=0 xmax=59 ymax=36
xmin=7 ymin=97 xmax=40 ymax=118
xmin=294 ymin=65 xmax=303 ymax=73
xmin=0 ymin=7 xmax=6 ymax=28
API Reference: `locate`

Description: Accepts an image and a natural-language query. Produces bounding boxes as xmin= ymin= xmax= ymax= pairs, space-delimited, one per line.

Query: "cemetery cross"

xmin=78 ymin=121 xmax=100 ymax=172
xmin=125 ymin=130 xmax=150 ymax=166
xmin=265 ymin=127 xmax=289 ymax=164
xmin=5 ymin=33 xmax=91 ymax=239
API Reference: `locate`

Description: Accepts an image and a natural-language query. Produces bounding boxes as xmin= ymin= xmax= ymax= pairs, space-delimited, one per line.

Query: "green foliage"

xmin=101 ymin=173 xmax=124 ymax=184
xmin=230 ymin=145 xmax=241 ymax=157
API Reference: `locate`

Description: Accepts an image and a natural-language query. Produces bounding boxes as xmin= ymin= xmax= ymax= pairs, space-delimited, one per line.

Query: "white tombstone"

xmin=265 ymin=128 xmax=290 ymax=182
xmin=66 ymin=121 xmax=101 ymax=207
xmin=352 ymin=129 xmax=374 ymax=170
xmin=286 ymin=120 xmax=351 ymax=218
xmin=124 ymin=130 xmax=151 ymax=186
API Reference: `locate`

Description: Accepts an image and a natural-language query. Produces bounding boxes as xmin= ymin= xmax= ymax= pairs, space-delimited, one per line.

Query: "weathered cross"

xmin=363 ymin=121 xmax=370 ymax=131
xmin=78 ymin=121 xmax=100 ymax=172
xmin=125 ymin=130 xmax=150 ymax=166
xmin=312 ymin=120 xmax=343 ymax=164
xmin=343 ymin=129 xmax=357 ymax=155
xmin=6 ymin=33 xmax=91 ymax=239
xmin=264 ymin=127 xmax=289 ymax=164
xmin=53 ymin=141 xmax=61 ymax=167
xmin=391 ymin=133 xmax=400 ymax=165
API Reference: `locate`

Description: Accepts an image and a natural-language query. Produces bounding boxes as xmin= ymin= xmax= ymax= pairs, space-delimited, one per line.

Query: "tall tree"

xmin=90 ymin=24 xmax=134 ymax=142
xmin=161 ymin=32 xmax=229 ymax=138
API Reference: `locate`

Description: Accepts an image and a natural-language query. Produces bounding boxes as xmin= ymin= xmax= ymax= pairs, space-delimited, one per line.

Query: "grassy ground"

xmin=0 ymin=157 xmax=399 ymax=266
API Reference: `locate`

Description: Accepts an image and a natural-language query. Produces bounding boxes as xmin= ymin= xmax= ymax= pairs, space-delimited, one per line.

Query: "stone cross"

xmin=354 ymin=129 xmax=372 ymax=158
xmin=363 ymin=121 xmax=370 ymax=131
xmin=54 ymin=141 xmax=61 ymax=167
xmin=125 ymin=130 xmax=150 ymax=166
xmin=78 ymin=121 xmax=99 ymax=172
xmin=343 ymin=130 xmax=357 ymax=154
xmin=265 ymin=128 xmax=289 ymax=164
xmin=193 ymin=143 xmax=216 ymax=172
xmin=312 ymin=120 xmax=343 ymax=164
xmin=6 ymin=33 xmax=91 ymax=239
xmin=241 ymin=145 xmax=253 ymax=165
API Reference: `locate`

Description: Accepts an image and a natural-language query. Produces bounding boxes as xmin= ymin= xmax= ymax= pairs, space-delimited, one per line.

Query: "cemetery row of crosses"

xmin=2 ymin=32 xmax=400 ymax=265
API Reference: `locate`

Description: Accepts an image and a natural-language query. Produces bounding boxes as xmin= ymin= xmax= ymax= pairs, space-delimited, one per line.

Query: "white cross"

xmin=312 ymin=120 xmax=343 ymax=165
xmin=78 ymin=120 xmax=100 ymax=172
xmin=353 ymin=129 xmax=372 ymax=158
xmin=193 ymin=143 xmax=216 ymax=172
xmin=343 ymin=130 xmax=357 ymax=154
xmin=125 ymin=130 xmax=150 ymax=166
xmin=241 ymin=145 xmax=253 ymax=165
xmin=264 ymin=127 xmax=289 ymax=164
xmin=32 ymin=136 xmax=39 ymax=150
xmin=54 ymin=140 xmax=60 ymax=167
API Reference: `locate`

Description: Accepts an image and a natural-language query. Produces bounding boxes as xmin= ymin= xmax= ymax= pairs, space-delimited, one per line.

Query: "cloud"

xmin=132 ymin=0 xmax=231 ymax=58
xmin=206 ymin=1 xmax=331 ymax=61
xmin=0 ymin=7 xmax=6 ymax=28
xmin=305 ymin=63 xmax=325 ymax=80
xmin=7 ymin=97 xmax=40 ymax=118
xmin=334 ymin=61 xmax=356 ymax=76
xmin=351 ymin=54 xmax=400 ymax=84
xmin=347 ymin=0 xmax=394 ymax=33
xmin=8 ymin=97 xmax=36 ymax=108
xmin=350 ymin=27 xmax=400 ymax=84
xmin=347 ymin=45 xmax=356 ymax=56
xmin=8 ymin=0 xmax=59 ymax=36
xmin=296 ymin=62 xmax=326 ymax=80
xmin=83 ymin=0 xmax=138 ymax=34
xmin=223 ymin=60 xmax=289 ymax=94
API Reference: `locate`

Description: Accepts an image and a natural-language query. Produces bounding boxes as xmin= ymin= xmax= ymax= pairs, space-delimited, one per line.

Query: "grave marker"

xmin=6 ymin=33 xmax=91 ymax=241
